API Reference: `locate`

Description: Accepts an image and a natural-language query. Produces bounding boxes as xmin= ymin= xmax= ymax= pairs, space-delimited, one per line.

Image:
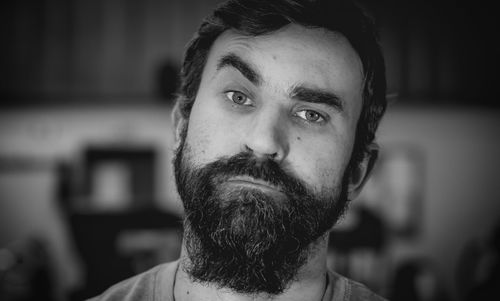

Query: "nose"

xmin=243 ymin=109 xmax=289 ymax=162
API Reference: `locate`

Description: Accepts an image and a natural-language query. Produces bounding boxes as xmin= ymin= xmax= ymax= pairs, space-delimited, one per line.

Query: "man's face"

xmin=174 ymin=24 xmax=365 ymax=295
xmin=183 ymin=24 xmax=363 ymax=196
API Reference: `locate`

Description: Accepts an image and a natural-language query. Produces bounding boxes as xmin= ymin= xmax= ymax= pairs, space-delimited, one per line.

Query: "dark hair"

xmin=176 ymin=0 xmax=386 ymax=168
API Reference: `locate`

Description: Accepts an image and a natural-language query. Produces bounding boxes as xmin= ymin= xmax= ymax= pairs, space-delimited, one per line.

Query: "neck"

xmin=173 ymin=235 xmax=329 ymax=301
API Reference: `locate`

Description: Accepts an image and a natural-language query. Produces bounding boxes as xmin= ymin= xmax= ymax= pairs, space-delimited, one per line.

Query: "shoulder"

xmin=345 ymin=278 xmax=388 ymax=301
xmin=86 ymin=261 xmax=179 ymax=301
xmin=328 ymin=270 xmax=388 ymax=301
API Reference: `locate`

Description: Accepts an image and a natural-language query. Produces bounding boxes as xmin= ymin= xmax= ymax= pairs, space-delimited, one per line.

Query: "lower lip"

xmin=225 ymin=179 xmax=283 ymax=194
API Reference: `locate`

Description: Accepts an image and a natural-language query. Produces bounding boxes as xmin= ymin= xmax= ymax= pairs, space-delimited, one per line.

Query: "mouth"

xmin=225 ymin=176 xmax=283 ymax=194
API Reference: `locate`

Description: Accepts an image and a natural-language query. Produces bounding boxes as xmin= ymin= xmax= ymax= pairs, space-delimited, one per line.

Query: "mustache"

xmin=199 ymin=152 xmax=310 ymax=197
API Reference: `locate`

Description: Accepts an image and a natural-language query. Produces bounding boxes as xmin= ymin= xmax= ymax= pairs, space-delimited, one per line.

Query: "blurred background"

xmin=0 ymin=0 xmax=499 ymax=300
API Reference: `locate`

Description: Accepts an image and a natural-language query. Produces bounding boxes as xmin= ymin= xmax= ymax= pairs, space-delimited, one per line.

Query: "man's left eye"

xmin=225 ymin=91 xmax=252 ymax=106
xmin=295 ymin=110 xmax=325 ymax=123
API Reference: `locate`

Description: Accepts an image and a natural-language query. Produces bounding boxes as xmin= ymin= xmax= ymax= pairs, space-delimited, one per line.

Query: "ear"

xmin=172 ymin=102 xmax=187 ymax=149
xmin=347 ymin=143 xmax=379 ymax=201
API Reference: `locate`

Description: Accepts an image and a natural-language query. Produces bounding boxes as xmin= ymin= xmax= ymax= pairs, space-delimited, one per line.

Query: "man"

xmin=90 ymin=0 xmax=387 ymax=300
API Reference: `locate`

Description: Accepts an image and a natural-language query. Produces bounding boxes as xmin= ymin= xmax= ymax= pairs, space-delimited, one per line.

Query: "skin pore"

xmin=172 ymin=24 xmax=371 ymax=301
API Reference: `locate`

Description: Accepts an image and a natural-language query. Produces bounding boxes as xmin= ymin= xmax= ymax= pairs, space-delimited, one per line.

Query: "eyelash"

xmin=224 ymin=90 xmax=328 ymax=125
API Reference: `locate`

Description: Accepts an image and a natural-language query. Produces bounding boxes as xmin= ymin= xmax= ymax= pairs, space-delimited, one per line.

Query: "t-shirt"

xmin=88 ymin=261 xmax=387 ymax=301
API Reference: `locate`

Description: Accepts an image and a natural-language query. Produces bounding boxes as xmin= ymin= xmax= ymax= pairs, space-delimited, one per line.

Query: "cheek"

xmin=291 ymin=136 xmax=352 ymax=192
xmin=185 ymin=102 xmax=241 ymax=164
xmin=312 ymin=154 xmax=345 ymax=191
xmin=185 ymin=117 xmax=217 ymax=164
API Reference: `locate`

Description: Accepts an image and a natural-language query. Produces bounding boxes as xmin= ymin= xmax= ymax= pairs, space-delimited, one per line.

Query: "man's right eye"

xmin=225 ymin=91 xmax=253 ymax=106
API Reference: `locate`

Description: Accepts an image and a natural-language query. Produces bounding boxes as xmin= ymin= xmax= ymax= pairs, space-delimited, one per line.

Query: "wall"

xmin=0 ymin=105 xmax=178 ymax=297
xmin=1 ymin=0 xmax=223 ymax=101
xmin=0 ymin=105 xmax=179 ymax=210
xmin=376 ymin=105 xmax=500 ymax=299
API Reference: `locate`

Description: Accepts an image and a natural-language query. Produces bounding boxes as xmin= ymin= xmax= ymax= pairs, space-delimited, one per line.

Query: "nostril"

xmin=244 ymin=144 xmax=279 ymax=161
xmin=245 ymin=145 xmax=253 ymax=153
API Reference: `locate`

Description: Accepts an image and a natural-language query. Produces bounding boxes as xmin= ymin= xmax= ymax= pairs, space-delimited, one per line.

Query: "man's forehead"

xmin=212 ymin=25 xmax=357 ymax=59
xmin=208 ymin=25 xmax=363 ymax=79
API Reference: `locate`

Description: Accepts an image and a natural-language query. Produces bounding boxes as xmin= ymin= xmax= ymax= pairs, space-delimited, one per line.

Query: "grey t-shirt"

xmin=88 ymin=261 xmax=387 ymax=301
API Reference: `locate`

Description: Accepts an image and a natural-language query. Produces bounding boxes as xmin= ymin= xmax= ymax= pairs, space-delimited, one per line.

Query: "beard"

xmin=173 ymin=126 xmax=351 ymax=295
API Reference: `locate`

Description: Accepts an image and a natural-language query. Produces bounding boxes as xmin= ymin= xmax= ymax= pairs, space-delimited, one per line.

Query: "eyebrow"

xmin=216 ymin=53 xmax=262 ymax=86
xmin=290 ymin=86 xmax=344 ymax=112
